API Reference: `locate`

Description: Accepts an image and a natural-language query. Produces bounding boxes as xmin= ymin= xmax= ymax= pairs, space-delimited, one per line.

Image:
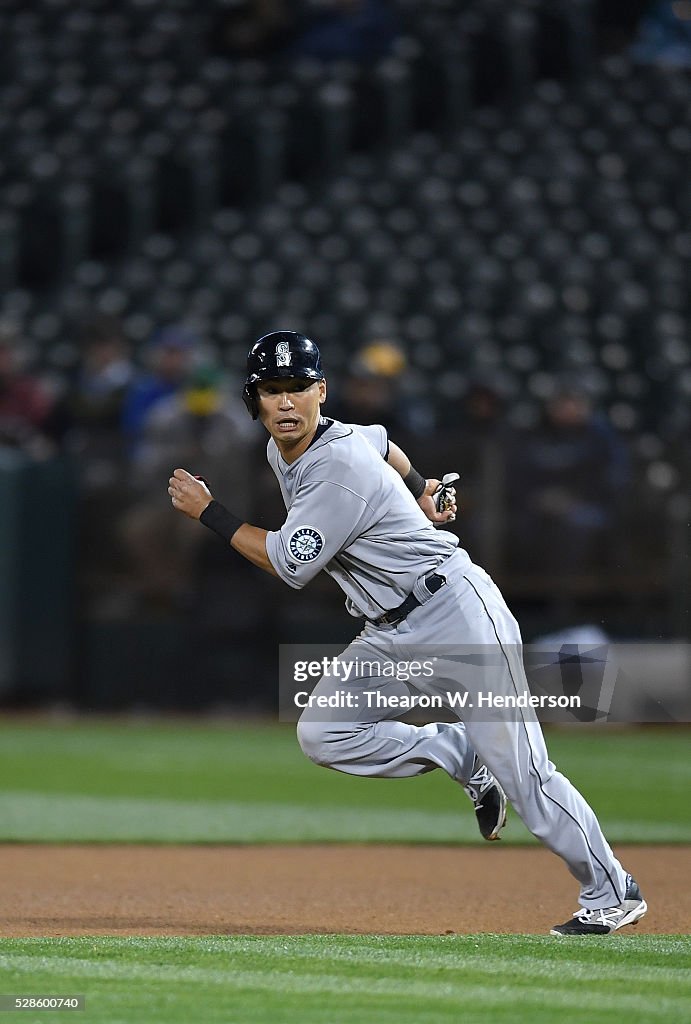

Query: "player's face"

xmin=256 ymin=377 xmax=327 ymax=458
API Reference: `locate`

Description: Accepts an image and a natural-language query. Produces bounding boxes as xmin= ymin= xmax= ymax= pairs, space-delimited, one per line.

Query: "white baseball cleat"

xmin=550 ymin=874 xmax=648 ymax=935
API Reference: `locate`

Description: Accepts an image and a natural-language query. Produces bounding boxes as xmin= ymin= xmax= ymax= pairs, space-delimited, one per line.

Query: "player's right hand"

xmin=168 ymin=468 xmax=214 ymax=520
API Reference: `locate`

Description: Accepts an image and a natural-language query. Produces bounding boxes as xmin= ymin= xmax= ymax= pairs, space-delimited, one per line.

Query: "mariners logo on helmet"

xmin=289 ymin=526 xmax=324 ymax=562
xmin=243 ymin=330 xmax=324 ymax=419
xmin=275 ymin=341 xmax=291 ymax=367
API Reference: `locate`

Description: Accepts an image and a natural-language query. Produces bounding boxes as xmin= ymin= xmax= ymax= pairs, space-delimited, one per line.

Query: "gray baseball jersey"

xmin=264 ymin=418 xmax=464 ymax=619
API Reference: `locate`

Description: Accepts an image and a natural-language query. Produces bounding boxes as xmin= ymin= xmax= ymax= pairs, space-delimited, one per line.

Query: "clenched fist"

xmin=168 ymin=468 xmax=214 ymax=520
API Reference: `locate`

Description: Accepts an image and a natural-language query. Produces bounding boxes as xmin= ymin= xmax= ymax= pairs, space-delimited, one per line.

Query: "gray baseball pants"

xmin=296 ymin=553 xmax=628 ymax=910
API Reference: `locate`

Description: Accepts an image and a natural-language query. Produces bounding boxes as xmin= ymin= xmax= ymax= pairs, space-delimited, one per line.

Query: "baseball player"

xmin=169 ymin=331 xmax=647 ymax=936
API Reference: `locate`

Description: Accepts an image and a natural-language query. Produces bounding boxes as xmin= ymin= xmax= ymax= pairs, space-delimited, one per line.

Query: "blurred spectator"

xmin=630 ymin=1 xmax=691 ymax=67
xmin=595 ymin=0 xmax=651 ymax=53
xmin=51 ymin=316 xmax=134 ymax=604
xmin=211 ymin=0 xmax=400 ymax=62
xmin=121 ymin=326 xmax=196 ymax=457
xmin=209 ymin=0 xmax=296 ymax=58
xmin=457 ymin=378 xmax=509 ymax=443
xmin=0 ymin=324 xmax=56 ymax=459
xmin=330 ymin=339 xmax=434 ymax=435
xmin=120 ymin=363 xmax=256 ymax=609
xmin=287 ymin=0 xmax=400 ymax=62
xmin=451 ymin=378 xmax=512 ymax=573
xmin=507 ymin=386 xmax=631 ymax=577
xmin=60 ymin=315 xmax=133 ymax=489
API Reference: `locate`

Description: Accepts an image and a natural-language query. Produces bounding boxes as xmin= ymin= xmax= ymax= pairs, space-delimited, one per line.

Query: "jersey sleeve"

xmin=265 ymin=478 xmax=371 ymax=589
xmin=349 ymin=423 xmax=388 ymax=459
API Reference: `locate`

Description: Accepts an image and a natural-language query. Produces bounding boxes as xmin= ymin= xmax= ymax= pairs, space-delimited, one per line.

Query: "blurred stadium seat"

xmin=0 ymin=0 xmax=688 ymax=704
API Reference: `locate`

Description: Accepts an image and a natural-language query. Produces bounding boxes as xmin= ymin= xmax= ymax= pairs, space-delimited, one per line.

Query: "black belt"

xmin=372 ymin=573 xmax=447 ymax=627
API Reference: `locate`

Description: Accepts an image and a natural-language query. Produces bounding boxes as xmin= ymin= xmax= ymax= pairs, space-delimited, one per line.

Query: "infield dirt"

xmin=0 ymin=844 xmax=687 ymax=936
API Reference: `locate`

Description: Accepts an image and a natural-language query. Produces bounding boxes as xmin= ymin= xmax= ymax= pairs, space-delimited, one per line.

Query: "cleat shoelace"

xmin=572 ymin=907 xmax=625 ymax=927
xmin=464 ymin=764 xmax=494 ymax=803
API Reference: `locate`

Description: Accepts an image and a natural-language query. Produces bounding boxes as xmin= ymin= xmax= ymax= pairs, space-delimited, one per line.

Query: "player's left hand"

xmin=418 ymin=475 xmax=458 ymax=526
xmin=168 ymin=468 xmax=213 ymax=520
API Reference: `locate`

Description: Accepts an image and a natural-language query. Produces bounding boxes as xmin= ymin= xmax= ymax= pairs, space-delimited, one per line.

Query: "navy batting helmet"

xmin=243 ymin=331 xmax=324 ymax=419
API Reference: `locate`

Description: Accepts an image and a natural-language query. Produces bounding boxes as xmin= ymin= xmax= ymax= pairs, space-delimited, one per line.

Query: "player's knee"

xmin=296 ymin=720 xmax=331 ymax=766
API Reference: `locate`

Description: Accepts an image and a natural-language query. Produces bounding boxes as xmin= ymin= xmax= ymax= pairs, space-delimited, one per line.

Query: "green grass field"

xmin=0 ymin=935 xmax=689 ymax=1024
xmin=0 ymin=720 xmax=688 ymax=1023
xmin=0 ymin=721 xmax=688 ymax=843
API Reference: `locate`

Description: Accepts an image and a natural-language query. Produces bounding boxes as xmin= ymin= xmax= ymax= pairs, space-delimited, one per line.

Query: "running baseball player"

xmin=169 ymin=331 xmax=647 ymax=936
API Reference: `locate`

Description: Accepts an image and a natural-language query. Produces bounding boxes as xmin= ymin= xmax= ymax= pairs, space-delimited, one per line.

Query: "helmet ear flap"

xmin=243 ymin=386 xmax=258 ymax=419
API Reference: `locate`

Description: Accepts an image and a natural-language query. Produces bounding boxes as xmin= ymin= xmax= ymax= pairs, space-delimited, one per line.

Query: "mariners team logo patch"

xmin=275 ymin=341 xmax=291 ymax=367
xmin=288 ymin=526 xmax=324 ymax=562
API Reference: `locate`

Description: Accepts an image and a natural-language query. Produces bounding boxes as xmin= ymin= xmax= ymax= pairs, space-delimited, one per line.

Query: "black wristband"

xmin=403 ymin=466 xmax=427 ymax=500
xmin=199 ymin=500 xmax=243 ymax=544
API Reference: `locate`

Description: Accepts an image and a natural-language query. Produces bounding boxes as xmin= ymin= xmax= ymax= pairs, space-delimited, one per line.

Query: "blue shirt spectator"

xmin=121 ymin=326 xmax=196 ymax=456
xmin=287 ymin=0 xmax=400 ymax=62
